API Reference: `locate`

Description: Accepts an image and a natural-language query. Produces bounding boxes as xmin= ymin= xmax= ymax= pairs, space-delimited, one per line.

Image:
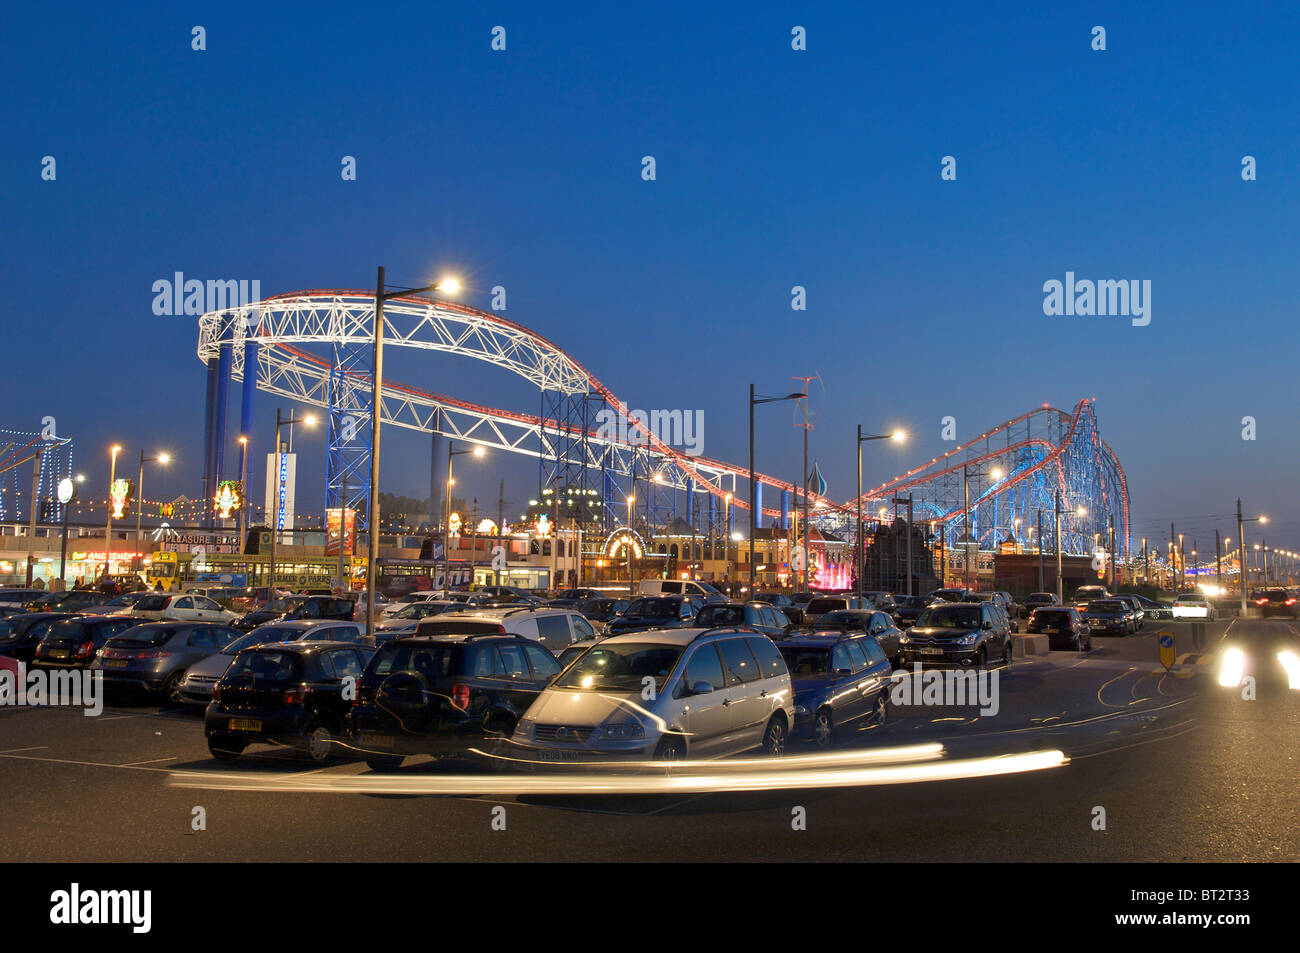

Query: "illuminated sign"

xmin=265 ymin=452 xmax=295 ymax=534
xmin=535 ymin=514 xmax=552 ymax=538
xmin=57 ymin=478 xmax=75 ymax=505
xmin=603 ymin=527 xmax=645 ymax=559
xmin=449 ymin=512 xmax=462 ymax=537
xmin=214 ymin=480 xmax=242 ymax=519
xmin=159 ymin=502 xmax=175 ymax=518
xmin=109 ymin=478 xmax=133 ymax=519
xmin=326 ymin=507 xmax=356 ymax=557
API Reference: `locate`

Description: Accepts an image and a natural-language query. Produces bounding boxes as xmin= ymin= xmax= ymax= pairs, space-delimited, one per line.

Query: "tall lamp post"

xmin=366 ymin=269 xmax=461 ymax=639
xmin=237 ymin=436 xmax=249 ymax=551
xmin=443 ymin=440 xmax=485 ymax=593
xmin=1234 ymin=499 xmax=1267 ymax=615
xmin=855 ymin=428 xmax=905 ymax=599
xmin=749 ymin=386 xmax=805 ymax=595
xmin=57 ymin=474 xmax=85 ymax=585
xmin=134 ymin=450 xmax=171 ymax=574
xmin=268 ymin=409 xmax=317 ymax=598
xmin=103 ymin=444 xmax=123 ymax=581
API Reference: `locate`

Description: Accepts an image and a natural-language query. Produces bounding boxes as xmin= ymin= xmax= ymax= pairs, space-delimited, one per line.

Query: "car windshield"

xmin=371 ymin=643 xmax=456 ymax=679
xmin=1034 ymin=610 xmax=1071 ymax=622
xmin=394 ymin=603 xmax=439 ymax=619
xmin=1088 ymin=601 xmax=1124 ymax=612
xmin=222 ymin=631 xmax=272 ymax=654
xmin=896 ymin=597 xmax=927 ymax=609
xmin=696 ymin=605 xmax=745 ymax=626
xmin=930 ymin=590 xmax=964 ymax=602
xmin=807 ymin=599 xmax=846 ymax=613
xmin=917 ymin=606 xmax=981 ymax=629
xmin=778 ymin=646 xmax=830 ymax=678
xmin=247 ymin=625 xmax=303 ymax=643
xmin=553 ymin=643 xmax=683 ymax=691
xmin=819 ymin=610 xmax=869 ymax=626
xmin=579 ymin=599 xmax=616 ymax=615
xmin=133 ymin=595 xmax=170 ymax=611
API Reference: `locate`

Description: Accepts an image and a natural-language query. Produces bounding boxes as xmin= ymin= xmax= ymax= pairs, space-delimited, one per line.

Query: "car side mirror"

xmin=981 ymin=620 xmax=992 ymax=630
xmin=834 ymin=668 xmax=852 ymax=678
xmin=690 ymin=681 xmax=714 ymax=696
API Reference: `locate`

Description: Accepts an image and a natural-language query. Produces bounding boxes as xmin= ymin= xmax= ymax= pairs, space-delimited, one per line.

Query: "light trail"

xmin=169 ymin=747 xmax=1067 ymax=797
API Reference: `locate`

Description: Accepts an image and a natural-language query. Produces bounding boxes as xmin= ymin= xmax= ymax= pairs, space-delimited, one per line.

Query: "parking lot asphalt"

xmin=1 ymin=618 xmax=1295 ymax=862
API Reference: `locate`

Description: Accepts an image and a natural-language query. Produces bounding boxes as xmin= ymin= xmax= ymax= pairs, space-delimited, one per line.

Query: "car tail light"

xmin=1288 ymin=599 xmax=1297 ymax=606
xmin=451 ymin=683 xmax=470 ymax=710
xmin=283 ymin=686 xmax=312 ymax=705
xmin=77 ymin=640 xmax=95 ymax=657
xmin=1256 ymin=599 xmax=1268 ymax=606
xmin=211 ymin=684 xmax=222 ymax=702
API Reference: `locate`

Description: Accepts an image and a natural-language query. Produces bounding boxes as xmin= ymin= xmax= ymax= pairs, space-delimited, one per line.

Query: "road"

xmin=1 ymin=618 xmax=1295 ymax=862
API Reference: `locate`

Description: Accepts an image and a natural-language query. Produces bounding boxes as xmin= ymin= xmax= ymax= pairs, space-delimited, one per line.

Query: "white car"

xmin=129 ymin=592 xmax=240 ymax=624
xmin=373 ymin=600 xmax=461 ymax=638
xmin=1172 ymin=594 xmax=1215 ymax=620
xmin=381 ymin=591 xmax=448 ymax=617
xmin=415 ymin=606 xmax=600 ymax=654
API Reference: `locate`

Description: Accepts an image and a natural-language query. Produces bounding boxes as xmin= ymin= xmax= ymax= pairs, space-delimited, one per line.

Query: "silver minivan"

xmin=511 ymin=627 xmax=794 ymax=762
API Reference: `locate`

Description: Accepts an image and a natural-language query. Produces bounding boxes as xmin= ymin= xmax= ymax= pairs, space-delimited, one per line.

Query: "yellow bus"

xmin=145 ymin=551 xmax=179 ymax=591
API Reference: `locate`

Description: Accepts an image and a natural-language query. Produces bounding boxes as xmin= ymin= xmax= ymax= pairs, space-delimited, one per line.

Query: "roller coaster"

xmin=197 ymin=290 xmax=1129 ymax=557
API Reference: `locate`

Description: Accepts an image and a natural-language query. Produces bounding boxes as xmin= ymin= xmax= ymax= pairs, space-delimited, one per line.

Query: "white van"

xmin=638 ymin=579 xmax=724 ymax=601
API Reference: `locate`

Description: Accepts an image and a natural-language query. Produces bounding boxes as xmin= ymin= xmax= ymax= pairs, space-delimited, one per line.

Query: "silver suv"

xmin=510 ymin=627 xmax=794 ymax=762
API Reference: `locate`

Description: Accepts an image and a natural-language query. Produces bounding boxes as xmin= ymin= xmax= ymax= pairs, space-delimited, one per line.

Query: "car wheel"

xmin=305 ymin=720 xmax=336 ymax=764
xmin=161 ymin=670 xmax=185 ymax=705
xmin=208 ymin=735 xmax=245 ymax=760
xmin=653 ymin=736 xmax=686 ymax=762
xmin=761 ymin=715 xmax=788 ymax=756
xmin=813 ymin=708 xmax=833 ymax=747
xmin=364 ymin=754 xmax=403 ymax=772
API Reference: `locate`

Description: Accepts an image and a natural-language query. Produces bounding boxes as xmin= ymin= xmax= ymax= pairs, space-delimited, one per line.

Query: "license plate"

xmin=229 ymin=718 xmax=262 ymax=732
xmin=358 ymin=733 xmax=394 ymax=748
xmin=1043 ymin=627 xmax=1058 ymax=634
xmin=537 ymin=749 xmax=581 ymax=761
xmin=918 ymin=647 xmax=944 ymax=656
xmin=103 ymin=659 xmax=128 ymax=668
xmin=47 ymin=649 xmax=69 ymax=659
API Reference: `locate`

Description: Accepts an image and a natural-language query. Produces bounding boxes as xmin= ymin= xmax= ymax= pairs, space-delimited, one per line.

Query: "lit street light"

xmin=134 ymin=450 xmax=171 ymax=573
xmin=855 ymin=428 xmax=905 ymax=599
xmin=444 ymin=441 xmax=486 ymax=592
xmin=103 ymin=444 xmax=122 ymax=581
xmin=269 ymin=409 xmax=316 ymax=596
xmin=749 ymin=386 xmax=805 ymax=594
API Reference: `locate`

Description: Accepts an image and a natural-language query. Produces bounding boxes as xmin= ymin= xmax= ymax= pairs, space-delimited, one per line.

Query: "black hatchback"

xmin=0 ymin=612 xmax=77 ymax=663
xmin=1026 ymin=606 xmax=1090 ymax=651
xmin=31 ymin=615 xmax=140 ymax=670
xmin=205 ymin=641 xmax=374 ymax=763
xmin=348 ymin=634 xmax=562 ymax=770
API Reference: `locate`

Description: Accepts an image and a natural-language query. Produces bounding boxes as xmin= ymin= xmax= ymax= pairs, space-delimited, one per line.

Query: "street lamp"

xmin=134 ymin=450 xmax=170 ymax=574
xmin=444 ymin=441 xmax=485 ymax=592
xmin=1235 ymin=500 xmax=1267 ymax=613
xmin=103 ymin=445 xmax=122 ymax=581
xmin=749 ymin=386 xmax=805 ymax=594
xmin=855 ymin=428 xmax=905 ymax=599
xmin=237 ymin=436 xmax=249 ymax=550
xmin=367 ymin=268 xmax=461 ymax=639
xmin=268 ymin=409 xmax=317 ymax=598
xmin=58 ymin=473 xmax=85 ymax=585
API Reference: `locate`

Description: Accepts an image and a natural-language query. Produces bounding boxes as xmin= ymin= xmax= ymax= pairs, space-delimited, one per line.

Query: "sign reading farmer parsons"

xmin=604 ymin=527 xmax=645 ymax=559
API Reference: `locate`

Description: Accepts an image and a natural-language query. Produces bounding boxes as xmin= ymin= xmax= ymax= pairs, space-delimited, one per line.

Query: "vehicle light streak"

xmin=169 ymin=747 xmax=1067 ymax=796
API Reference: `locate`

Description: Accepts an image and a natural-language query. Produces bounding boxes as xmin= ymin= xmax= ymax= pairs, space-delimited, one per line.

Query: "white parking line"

xmin=0 ymin=745 xmax=48 ymax=754
xmin=119 ymin=757 xmax=178 ymax=766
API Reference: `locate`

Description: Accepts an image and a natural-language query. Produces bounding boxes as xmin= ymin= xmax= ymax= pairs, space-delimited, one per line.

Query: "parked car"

xmin=1026 ymin=606 xmax=1090 ymax=651
xmin=928 ymin=587 xmax=973 ymax=604
xmin=890 ymin=594 xmax=929 ymax=629
xmin=78 ymin=591 xmax=152 ymax=615
xmin=510 ymin=627 xmax=795 ymax=762
xmin=814 ymin=609 xmax=903 ymax=667
xmin=94 ymin=621 xmax=242 ymax=700
xmin=1132 ymin=594 xmax=1172 ymax=620
xmin=25 ymin=589 xmax=112 ymax=614
xmin=373 ymin=601 xmax=461 ymax=640
xmin=1021 ymin=592 xmax=1060 ymax=617
xmin=1251 ymin=588 xmax=1297 ymax=619
xmin=1114 ymin=594 xmax=1146 ymax=630
xmin=637 ymin=579 xmax=724 ymax=601
xmin=573 ymin=597 xmax=630 ymax=633
xmin=752 ymin=592 xmax=794 ymax=609
xmin=1072 ymin=585 xmax=1111 ymax=606
xmin=803 ymin=595 xmax=871 ymax=624
xmin=1172 ymin=593 xmax=1216 ymax=620
xmin=475 ymin=585 xmax=543 ymax=605
xmin=177 ymin=620 xmax=373 ymax=705
xmin=969 ymin=593 xmax=1020 ymax=632
xmin=207 ymin=640 xmax=373 ymax=763
xmin=603 ymin=596 xmax=702 ymax=637
xmin=899 ymin=602 xmax=1012 ymax=668
xmin=31 ymin=615 xmax=141 ymax=672
xmin=0 ymin=589 xmax=49 ymax=608
xmin=778 ymin=632 xmax=892 ymax=746
xmin=694 ymin=601 xmax=790 ymax=638
xmin=555 ymin=638 xmax=598 ymax=670
xmin=349 ymin=633 xmax=563 ymax=769
xmin=233 ymin=595 xmax=354 ymax=631
xmin=0 ymin=612 xmax=78 ymax=663
xmin=230 ymin=586 xmax=290 ymax=612
xmin=416 ymin=606 xmax=599 ymax=655
xmin=551 ymin=588 xmax=604 ymax=602
xmin=859 ymin=591 xmax=898 ymax=613
xmin=129 ymin=592 xmax=241 ymax=624
xmin=1079 ymin=599 xmax=1132 ymax=636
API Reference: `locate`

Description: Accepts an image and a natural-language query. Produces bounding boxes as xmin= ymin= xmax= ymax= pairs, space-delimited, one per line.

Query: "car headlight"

xmin=956 ymin=633 xmax=978 ymax=645
xmin=1277 ymin=651 xmax=1300 ymax=690
xmin=1218 ymin=648 xmax=1245 ymax=687
xmin=514 ymin=718 xmax=535 ymax=739
xmin=898 ymin=633 xmax=911 ymax=644
xmin=601 ymin=721 xmax=645 ymax=739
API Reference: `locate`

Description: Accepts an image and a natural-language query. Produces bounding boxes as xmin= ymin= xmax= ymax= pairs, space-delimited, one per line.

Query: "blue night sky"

xmin=2 ymin=1 xmax=1298 ymax=548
